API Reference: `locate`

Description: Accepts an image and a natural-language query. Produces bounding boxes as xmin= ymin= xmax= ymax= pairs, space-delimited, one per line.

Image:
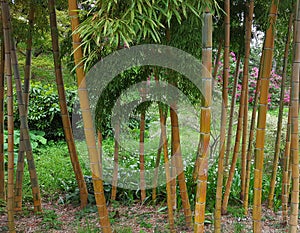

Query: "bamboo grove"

xmin=0 ymin=0 xmax=299 ymax=232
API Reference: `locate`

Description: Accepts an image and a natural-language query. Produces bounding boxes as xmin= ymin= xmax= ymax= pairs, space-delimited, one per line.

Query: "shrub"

xmin=12 ymin=81 xmax=77 ymax=140
xmin=215 ymin=51 xmax=290 ymax=108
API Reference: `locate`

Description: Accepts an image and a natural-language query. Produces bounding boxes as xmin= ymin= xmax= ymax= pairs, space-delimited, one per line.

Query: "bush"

xmin=215 ymin=51 xmax=289 ymax=109
xmin=12 ymin=81 xmax=77 ymax=140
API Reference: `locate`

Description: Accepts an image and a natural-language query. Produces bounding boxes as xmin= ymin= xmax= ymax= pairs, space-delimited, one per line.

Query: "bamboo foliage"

xmin=268 ymin=10 xmax=293 ymax=209
xmin=214 ymin=0 xmax=230 ymax=231
xmin=0 ymin=37 xmax=5 ymax=201
xmin=253 ymin=1 xmax=279 ymax=231
xmin=194 ymin=7 xmax=212 ymax=233
xmin=48 ymin=0 xmax=88 ymax=208
xmin=2 ymin=0 xmax=42 ymax=213
xmin=222 ymin=0 xmax=254 ymax=214
xmin=67 ymin=0 xmax=111 ymax=232
xmin=288 ymin=2 xmax=300 ymax=231
xmin=14 ymin=2 xmax=34 ymax=211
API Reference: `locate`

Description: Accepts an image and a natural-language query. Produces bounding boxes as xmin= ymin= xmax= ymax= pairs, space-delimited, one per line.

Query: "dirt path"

xmin=0 ymin=200 xmax=289 ymax=232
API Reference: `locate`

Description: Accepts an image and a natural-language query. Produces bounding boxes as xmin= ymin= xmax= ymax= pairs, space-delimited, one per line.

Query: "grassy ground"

xmin=0 ymin=104 xmax=294 ymax=232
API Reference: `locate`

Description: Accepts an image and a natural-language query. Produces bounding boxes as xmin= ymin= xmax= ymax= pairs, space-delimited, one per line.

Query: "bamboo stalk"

xmin=244 ymin=51 xmax=264 ymax=215
xmin=288 ymin=2 xmax=300 ymax=231
xmin=253 ymin=1 xmax=279 ymax=231
xmin=240 ymin=7 xmax=251 ymax=201
xmin=48 ymin=0 xmax=88 ymax=208
xmin=240 ymin=83 xmax=248 ymax=201
xmin=281 ymin=106 xmax=291 ymax=224
xmin=214 ymin=0 xmax=229 ymax=231
xmin=212 ymin=39 xmax=223 ymax=80
xmin=2 ymin=2 xmax=15 ymax=229
xmin=111 ymin=114 xmax=119 ymax=201
xmin=139 ymin=107 xmax=146 ymax=202
xmin=170 ymin=126 xmax=177 ymax=211
xmin=194 ymin=7 xmax=212 ymax=233
xmin=68 ymin=1 xmax=111 ymax=231
xmin=268 ymin=11 xmax=293 ymax=209
xmin=224 ymin=53 xmax=241 ymax=172
xmin=14 ymin=3 xmax=34 ymax=211
xmin=170 ymin=97 xmax=192 ymax=227
xmin=222 ymin=0 xmax=254 ymax=214
xmin=152 ymin=131 xmax=162 ymax=202
xmin=0 ymin=35 xmax=5 ymax=201
xmin=159 ymin=106 xmax=175 ymax=232
xmin=2 ymin=0 xmax=42 ymax=212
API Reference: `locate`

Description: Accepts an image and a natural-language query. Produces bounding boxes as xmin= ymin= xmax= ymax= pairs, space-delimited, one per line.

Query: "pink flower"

xmin=284 ymin=90 xmax=290 ymax=104
xmin=237 ymin=84 xmax=242 ymax=91
xmin=249 ymin=97 xmax=253 ymax=103
xmin=230 ymin=52 xmax=236 ymax=62
xmin=268 ymin=93 xmax=272 ymax=103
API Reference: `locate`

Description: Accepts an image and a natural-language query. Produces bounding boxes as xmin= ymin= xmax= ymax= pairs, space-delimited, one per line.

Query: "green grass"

xmin=23 ymin=141 xmax=91 ymax=202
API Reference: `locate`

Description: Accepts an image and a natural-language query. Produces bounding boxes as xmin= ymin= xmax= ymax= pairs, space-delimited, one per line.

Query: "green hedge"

xmin=12 ymin=81 xmax=77 ymax=140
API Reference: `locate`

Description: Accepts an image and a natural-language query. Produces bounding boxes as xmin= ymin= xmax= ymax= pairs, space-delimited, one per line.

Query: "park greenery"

xmin=0 ymin=0 xmax=299 ymax=233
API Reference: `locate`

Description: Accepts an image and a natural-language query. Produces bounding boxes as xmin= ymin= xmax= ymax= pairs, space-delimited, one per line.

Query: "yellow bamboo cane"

xmin=0 ymin=34 xmax=5 ymax=201
xmin=48 ymin=0 xmax=88 ymax=208
xmin=288 ymin=2 xmax=300 ymax=232
xmin=2 ymin=0 xmax=42 ymax=213
xmin=2 ymin=1 xmax=15 ymax=230
xmin=281 ymin=107 xmax=291 ymax=225
xmin=159 ymin=106 xmax=175 ymax=232
xmin=214 ymin=0 xmax=229 ymax=231
xmin=244 ymin=51 xmax=264 ymax=215
xmin=222 ymin=0 xmax=254 ymax=214
xmin=14 ymin=3 xmax=34 ymax=211
xmin=268 ymin=10 xmax=293 ymax=209
xmin=68 ymin=1 xmax=111 ymax=232
xmin=194 ymin=7 xmax=212 ymax=233
xmin=253 ymin=1 xmax=279 ymax=231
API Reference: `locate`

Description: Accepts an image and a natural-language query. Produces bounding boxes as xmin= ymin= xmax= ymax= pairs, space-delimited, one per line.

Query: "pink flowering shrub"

xmin=214 ymin=51 xmax=290 ymax=108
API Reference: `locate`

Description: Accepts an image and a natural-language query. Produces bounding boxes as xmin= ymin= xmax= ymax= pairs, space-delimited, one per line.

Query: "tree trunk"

xmin=222 ymin=0 xmax=254 ymax=214
xmin=14 ymin=3 xmax=34 ymax=211
xmin=288 ymin=2 xmax=300 ymax=231
xmin=194 ymin=7 xmax=212 ymax=233
xmin=214 ymin=0 xmax=229 ymax=231
xmin=253 ymin=1 xmax=278 ymax=231
xmin=67 ymin=1 xmax=111 ymax=232
xmin=268 ymin=10 xmax=293 ymax=209
xmin=2 ymin=0 xmax=42 ymax=213
xmin=48 ymin=0 xmax=88 ymax=208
